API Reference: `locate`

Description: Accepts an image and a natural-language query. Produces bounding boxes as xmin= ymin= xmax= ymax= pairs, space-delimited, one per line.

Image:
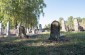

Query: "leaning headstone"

xmin=48 ymin=20 xmax=60 ymax=41
xmin=61 ymin=20 xmax=67 ymax=32
xmin=74 ymin=19 xmax=79 ymax=31
xmin=0 ymin=22 xmax=2 ymax=35
xmin=6 ymin=21 xmax=10 ymax=36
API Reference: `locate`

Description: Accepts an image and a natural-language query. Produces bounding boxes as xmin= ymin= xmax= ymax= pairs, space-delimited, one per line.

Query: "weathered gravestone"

xmin=48 ymin=20 xmax=60 ymax=41
xmin=39 ymin=24 xmax=42 ymax=33
xmin=34 ymin=26 xmax=39 ymax=34
xmin=61 ymin=20 xmax=67 ymax=32
xmin=31 ymin=29 xmax=35 ymax=34
xmin=0 ymin=22 xmax=2 ymax=35
xmin=16 ymin=23 xmax=21 ymax=36
xmin=18 ymin=25 xmax=26 ymax=38
xmin=30 ymin=27 xmax=35 ymax=34
xmin=34 ymin=29 xmax=39 ymax=34
xmin=74 ymin=19 xmax=79 ymax=31
xmin=6 ymin=21 xmax=10 ymax=36
xmin=26 ymin=28 xmax=29 ymax=34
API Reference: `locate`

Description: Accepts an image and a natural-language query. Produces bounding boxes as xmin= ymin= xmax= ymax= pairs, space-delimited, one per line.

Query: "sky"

xmin=39 ymin=0 xmax=85 ymax=28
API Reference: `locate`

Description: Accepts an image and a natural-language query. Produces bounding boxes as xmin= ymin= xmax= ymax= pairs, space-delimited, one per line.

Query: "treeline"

xmin=0 ymin=0 xmax=46 ymax=28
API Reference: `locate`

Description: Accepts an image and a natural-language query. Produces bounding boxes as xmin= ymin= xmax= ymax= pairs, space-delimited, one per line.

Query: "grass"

xmin=0 ymin=32 xmax=85 ymax=55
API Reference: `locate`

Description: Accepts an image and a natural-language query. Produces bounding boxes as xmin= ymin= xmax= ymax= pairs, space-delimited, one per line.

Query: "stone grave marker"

xmin=61 ymin=20 xmax=67 ymax=32
xmin=0 ymin=22 xmax=2 ymax=35
xmin=74 ymin=19 xmax=79 ymax=31
xmin=39 ymin=24 xmax=42 ymax=33
xmin=19 ymin=25 xmax=26 ymax=38
xmin=26 ymin=28 xmax=29 ymax=34
xmin=6 ymin=21 xmax=10 ymax=36
xmin=48 ymin=20 xmax=60 ymax=41
xmin=16 ymin=23 xmax=21 ymax=36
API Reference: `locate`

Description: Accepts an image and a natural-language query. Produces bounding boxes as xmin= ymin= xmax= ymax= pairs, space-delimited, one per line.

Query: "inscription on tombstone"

xmin=49 ymin=20 xmax=60 ymax=41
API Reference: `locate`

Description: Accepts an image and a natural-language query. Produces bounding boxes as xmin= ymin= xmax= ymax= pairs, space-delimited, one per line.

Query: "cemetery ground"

xmin=0 ymin=32 xmax=85 ymax=55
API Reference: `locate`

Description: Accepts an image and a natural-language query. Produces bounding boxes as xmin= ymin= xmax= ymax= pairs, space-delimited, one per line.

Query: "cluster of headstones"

xmin=16 ymin=24 xmax=43 ymax=37
xmin=26 ymin=24 xmax=43 ymax=34
xmin=0 ymin=21 xmax=10 ymax=37
xmin=0 ymin=21 xmax=43 ymax=37
xmin=0 ymin=18 xmax=82 ymax=37
xmin=61 ymin=18 xmax=80 ymax=32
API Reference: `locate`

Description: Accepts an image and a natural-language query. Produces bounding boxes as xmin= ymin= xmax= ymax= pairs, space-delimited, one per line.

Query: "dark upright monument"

xmin=19 ymin=26 xmax=27 ymax=38
xmin=49 ymin=20 xmax=60 ymax=41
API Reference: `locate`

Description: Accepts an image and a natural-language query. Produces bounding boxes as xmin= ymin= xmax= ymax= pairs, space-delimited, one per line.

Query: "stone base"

xmin=48 ymin=35 xmax=70 ymax=42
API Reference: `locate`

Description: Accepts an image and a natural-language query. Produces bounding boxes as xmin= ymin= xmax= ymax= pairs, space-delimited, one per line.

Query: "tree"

xmin=81 ymin=18 xmax=85 ymax=30
xmin=44 ymin=24 xmax=51 ymax=31
xmin=0 ymin=0 xmax=46 ymax=29
xmin=82 ymin=18 xmax=85 ymax=24
xmin=59 ymin=17 xmax=63 ymax=25
xmin=75 ymin=17 xmax=82 ymax=24
xmin=67 ymin=16 xmax=74 ymax=31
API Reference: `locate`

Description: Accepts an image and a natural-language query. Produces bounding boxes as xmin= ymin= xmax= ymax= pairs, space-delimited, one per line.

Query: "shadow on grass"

xmin=0 ymin=33 xmax=85 ymax=55
xmin=0 ymin=40 xmax=85 ymax=55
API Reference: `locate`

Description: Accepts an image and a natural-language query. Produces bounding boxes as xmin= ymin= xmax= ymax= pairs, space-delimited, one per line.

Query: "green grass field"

xmin=0 ymin=32 xmax=85 ymax=55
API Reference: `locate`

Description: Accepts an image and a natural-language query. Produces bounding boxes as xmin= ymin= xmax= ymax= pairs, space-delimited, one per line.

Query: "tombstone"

xmin=34 ymin=26 xmax=39 ymax=34
xmin=32 ymin=29 xmax=35 ymax=34
xmin=48 ymin=20 xmax=60 ymax=41
xmin=61 ymin=20 xmax=67 ymax=32
xmin=39 ymin=24 xmax=42 ymax=33
xmin=6 ymin=21 xmax=10 ymax=36
xmin=19 ymin=25 xmax=26 ymax=38
xmin=36 ymin=26 xmax=38 ymax=29
xmin=34 ymin=29 xmax=38 ymax=34
xmin=74 ymin=19 xmax=79 ymax=31
xmin=29 ymin=27 xmax=35 ymax=34
xmin=0 ymin=22 xmax=2 ymax=35
xmin=16 ymin=23 xmax=21 ymax=36
xmin=26 ymin=28 xmax=29 ymax=34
